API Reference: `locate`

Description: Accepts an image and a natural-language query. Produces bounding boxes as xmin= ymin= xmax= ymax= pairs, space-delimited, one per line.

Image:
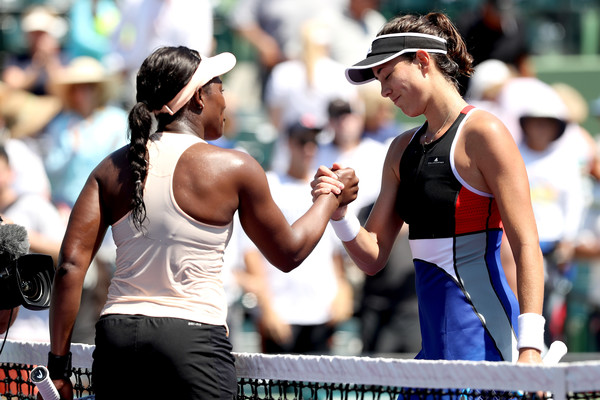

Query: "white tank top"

xmin=102 ymin=132 xmax=233 ymax=328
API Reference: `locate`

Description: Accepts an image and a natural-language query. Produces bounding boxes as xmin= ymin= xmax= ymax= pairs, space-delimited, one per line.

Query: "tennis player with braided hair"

xmin=313 ymin=12 xmax=545 ymax=364
xmin=43 ymin=46 xmax=358 ymax=400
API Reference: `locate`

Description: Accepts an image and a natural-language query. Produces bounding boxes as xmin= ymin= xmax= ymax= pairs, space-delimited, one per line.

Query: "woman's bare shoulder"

xmin=92 ymin=145 xmax=130 ymax=183
xmin=462 ymin=108 xmax=521 ymax=164
xmin=464 ymin=108 xmax=512 ymax=141
xmin=189 ymin=143 xmax=265 ymax=176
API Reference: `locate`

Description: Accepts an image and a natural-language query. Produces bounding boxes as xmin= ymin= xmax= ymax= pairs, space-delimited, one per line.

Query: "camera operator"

xmin=0 ymin=144 xmax=65 ymax=342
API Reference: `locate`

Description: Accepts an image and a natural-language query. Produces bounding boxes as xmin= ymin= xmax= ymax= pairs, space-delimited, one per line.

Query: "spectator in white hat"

xmin=2 ymin=5 xmax=68 ymax=96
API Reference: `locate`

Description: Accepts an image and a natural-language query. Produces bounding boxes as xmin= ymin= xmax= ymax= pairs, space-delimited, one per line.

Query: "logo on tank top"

xmin=427 ymin=156 xmax=446 ymax=166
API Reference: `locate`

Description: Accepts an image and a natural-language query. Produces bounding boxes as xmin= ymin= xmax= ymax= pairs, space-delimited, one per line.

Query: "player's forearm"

xmin=343 ymin=228 xmax=387 ymax=276
xmin=515 ymin=243 xmax=545 ymax=315
xmin=282 ymin=194 xmax=340 ymax=270
xmin=50 ymin=263 xmax=85 ymax=355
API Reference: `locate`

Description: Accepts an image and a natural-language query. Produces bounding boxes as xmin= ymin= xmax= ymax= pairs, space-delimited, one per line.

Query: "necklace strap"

xmin=423 ymin=109 xmax=453 ymax=145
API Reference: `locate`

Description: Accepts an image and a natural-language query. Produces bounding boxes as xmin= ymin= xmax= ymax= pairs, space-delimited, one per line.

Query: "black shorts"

xmin=92 ymin=314 xmax=236 ymax=400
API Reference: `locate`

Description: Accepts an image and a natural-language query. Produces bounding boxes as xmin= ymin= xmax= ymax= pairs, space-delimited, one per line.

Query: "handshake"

xmin=311 ymin=163 xmax=359 ymax=215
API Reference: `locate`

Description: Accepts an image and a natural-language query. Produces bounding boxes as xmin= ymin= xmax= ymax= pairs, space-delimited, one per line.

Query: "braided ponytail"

xmin=127 ymin=101 xmax=152 ymax=231
xmin=127 ymin=46 xmax=201 ymax=231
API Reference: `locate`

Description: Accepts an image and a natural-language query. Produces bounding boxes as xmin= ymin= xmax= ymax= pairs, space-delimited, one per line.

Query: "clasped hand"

xmin=311 ymin=163 xmax=358 ymax=217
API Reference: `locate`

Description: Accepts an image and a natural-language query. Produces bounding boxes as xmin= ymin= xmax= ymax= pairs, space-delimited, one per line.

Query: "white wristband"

xmin=517 ymin=313 xmax=545 ymax=351
xmin=330 ymin=214 xmax=361 ymax=242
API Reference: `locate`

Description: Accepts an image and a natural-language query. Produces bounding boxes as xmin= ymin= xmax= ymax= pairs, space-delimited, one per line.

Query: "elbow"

xmin=361 ymin=265 xmax=384 ymax=276
xmin=267 ymin=251 xmax=305 ymax=273
xmin=54 ymin=260 xmax=86 ymax=286
xmin=55 ymin=261 xmax=77 ymax=277
xmin=273 ymin=257 xmax=303 ymax=273
xmin=355 ymin=258 xmax=386 ymax=276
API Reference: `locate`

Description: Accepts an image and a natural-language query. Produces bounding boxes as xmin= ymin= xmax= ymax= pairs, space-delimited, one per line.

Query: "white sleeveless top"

xmin=102 ymin=132 xmax=233 ymax=328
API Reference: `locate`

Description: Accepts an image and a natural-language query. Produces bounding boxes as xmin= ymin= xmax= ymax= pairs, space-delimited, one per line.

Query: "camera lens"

xmin=15 ymin=253 xmax=54 ymax=310
xmin=20 ymin=274 xmax=44 ymax=303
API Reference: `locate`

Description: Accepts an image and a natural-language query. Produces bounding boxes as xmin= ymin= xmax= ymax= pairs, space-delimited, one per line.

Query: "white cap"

xmin=466 ymin=59 xmax=512 ymax=101
xmin=21 ymin=6 xmax=67 ymax=39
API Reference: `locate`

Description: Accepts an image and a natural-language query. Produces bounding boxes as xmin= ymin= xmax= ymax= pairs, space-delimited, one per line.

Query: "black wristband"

xmin=47 ymin=351 xmax=72 ymax=380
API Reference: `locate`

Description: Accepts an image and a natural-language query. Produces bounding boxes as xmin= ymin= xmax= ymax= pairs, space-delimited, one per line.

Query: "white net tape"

xmin=2 ymin=340 xmax=600 ymax=400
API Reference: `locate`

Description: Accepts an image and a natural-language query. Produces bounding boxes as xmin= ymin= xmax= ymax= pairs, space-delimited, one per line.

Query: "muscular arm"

xmin=467 ymin=115 xmax=544 ymax=314
xmin=46 ymin=162 xmax=109 ymax=398
xmin=237 ymin=154 xmax=357 ymax=272
xmin=50 ymin=169 xmax=109 ymax=355
xmin=466 ymin=113 xmax=544 ymax=362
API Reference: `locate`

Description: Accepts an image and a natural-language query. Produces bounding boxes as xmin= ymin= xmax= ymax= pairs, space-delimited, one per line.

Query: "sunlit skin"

xmin=313 ymin=48 xmax=545 ymax=365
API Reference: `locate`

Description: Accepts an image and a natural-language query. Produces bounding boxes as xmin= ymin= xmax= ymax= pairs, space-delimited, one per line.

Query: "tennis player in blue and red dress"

xmin=313 ymin=12 xmax=546 ymax=364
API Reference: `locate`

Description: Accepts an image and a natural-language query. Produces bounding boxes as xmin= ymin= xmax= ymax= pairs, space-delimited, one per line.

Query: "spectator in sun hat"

xmin=0 ymin=82 xmax=60 ymax=200
xmin=2 ymin=5 xmax=68 ymax=96
xmin=39 ymin=56 xmax=128 ymax=213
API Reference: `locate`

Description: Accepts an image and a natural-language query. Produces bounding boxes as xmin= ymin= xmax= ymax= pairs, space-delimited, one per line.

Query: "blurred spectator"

xmin=0 ymin=82 xmax=61 ymax=141
xmin=568 ymin=97 xmax=600 ymax=351
xmin=457 ymin=0 xmax=531 ymax=93
xmin=38 ymin=56 xmax=128 ymax=214
xmin=266 ymin=18 xmax=357 ymax=173
xmin=358 ymin=83 xmax=403 ymax=144
xmin=315 ymin=97 xmax=387 ymax=215
xmin=515 ymin=81 xmax=585 ymax=346
xmin=465 ymin=59 xmax=515 ymax=117
xmin=327 ymin=0 xmax=387 ymax=67
xmin=0 ymin=145 xmax=64 ymax=262
xmin=66 ymin=0 xmax=122 ymax=61
xmin=229 ymin=0 xmax=345 ymax=100
xmin=241 ymin=117 xmax=353 ymax=354
xmin=551 ymin=83 xmax=600 ymax=180
xmin=496 ymin=77 xmax=581 ymax=144
xmin=265 ymin=18 xmax=357 ymax=132
xmin=0 ymin=82 xmax=60 ymax=199
xmin=105 ymin=0 xmax=215 ymax=106
xmin=2 ymin=5 xmax=68 ymax=96
xmin=0 ymin=145 xmax=66 ymax=342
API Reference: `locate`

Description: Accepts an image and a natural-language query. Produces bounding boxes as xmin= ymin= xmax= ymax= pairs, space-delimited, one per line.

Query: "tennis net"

xmin=1 ymin=339 xmax=599 ymax=400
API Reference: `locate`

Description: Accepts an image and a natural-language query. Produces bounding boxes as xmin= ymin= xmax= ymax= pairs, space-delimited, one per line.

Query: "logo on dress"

xmin=427 ymin=156 xmax=446 ymax=165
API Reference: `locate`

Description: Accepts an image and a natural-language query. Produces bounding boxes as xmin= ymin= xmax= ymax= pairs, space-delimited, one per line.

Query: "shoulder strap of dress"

xmin=461 ymin=105 xmax=476 ymax=114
